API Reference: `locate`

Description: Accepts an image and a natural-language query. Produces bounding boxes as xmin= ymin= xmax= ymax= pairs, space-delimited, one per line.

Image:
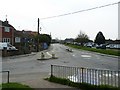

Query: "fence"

xmin=0 ymin=71 xmax=10 ymax=83
xmin=51 ymin=65 xmax=120 ymax=87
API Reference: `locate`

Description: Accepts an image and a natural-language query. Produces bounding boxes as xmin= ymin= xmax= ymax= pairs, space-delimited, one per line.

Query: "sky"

xmin=0 ymin=0 xmax=119 ymax=40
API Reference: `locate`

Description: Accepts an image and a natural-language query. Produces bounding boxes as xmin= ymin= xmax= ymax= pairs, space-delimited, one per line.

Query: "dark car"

xmin=96 ymin=44 xmax=106 ymax=49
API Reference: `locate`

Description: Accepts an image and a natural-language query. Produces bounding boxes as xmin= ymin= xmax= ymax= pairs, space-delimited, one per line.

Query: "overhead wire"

xmin=40 ymin=2 xmax=119 ymax=20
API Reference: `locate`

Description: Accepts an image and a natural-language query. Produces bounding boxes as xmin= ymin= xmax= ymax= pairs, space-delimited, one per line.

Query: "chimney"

xmin=4 ymin=15 xmax=9 ymax=24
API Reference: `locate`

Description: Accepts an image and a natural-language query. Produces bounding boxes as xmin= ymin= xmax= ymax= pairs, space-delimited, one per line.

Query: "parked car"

xmin=106 ymin=44 xmax=120 ymax=49
xmin=0 ymin=42 xmax=18 ymax=50
xmin=96 ymin=44 xmax=106 ymax=49
xmin=86 ymin=44 xmax=93 ymax=48
xmin=84 ymin=42 xmax=94 ymax=48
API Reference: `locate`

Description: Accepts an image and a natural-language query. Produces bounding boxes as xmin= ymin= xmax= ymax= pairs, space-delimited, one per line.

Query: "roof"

xmin=0 ymin=20 xmax=16 ymax=30
xmin=14 ymin=30 xmax=35 ymax=38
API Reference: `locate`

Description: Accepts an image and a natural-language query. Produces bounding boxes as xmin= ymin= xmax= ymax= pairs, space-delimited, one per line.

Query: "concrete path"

xmin=10 ymin=72 xmax=78 ymax=89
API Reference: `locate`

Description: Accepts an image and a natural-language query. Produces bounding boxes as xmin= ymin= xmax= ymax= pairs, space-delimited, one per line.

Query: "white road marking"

xmin=81 ymin=55 xmax=91 ymax=58
xmin=46 ymin=52 xmax=52 ymax=57
xmin=72 ymin=54 xmax=75 ymax=56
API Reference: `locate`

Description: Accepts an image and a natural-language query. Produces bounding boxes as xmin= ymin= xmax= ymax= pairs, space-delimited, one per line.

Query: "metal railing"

xmin=51 ymin=65 xmax=120 ymax=87
xmin=0 ymin=71 xmax=10 ymax=83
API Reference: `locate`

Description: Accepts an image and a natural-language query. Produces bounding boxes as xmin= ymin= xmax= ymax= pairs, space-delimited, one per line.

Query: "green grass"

xmin=65 ymin=44 xmax=120 ymax=56
xmin=1 ymin=83 xmax=34 ymax=90
xmin=46 ymin=76 xmax=119 ymax=90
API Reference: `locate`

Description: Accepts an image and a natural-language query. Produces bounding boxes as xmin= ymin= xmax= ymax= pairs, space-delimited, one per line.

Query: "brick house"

xmin=14 ymin=30 xmax=37 ymax=52
xmin=0 ymin=19 xmax=15 ymax=45
xmin=14 ymin=30 xmax=36 ymax=44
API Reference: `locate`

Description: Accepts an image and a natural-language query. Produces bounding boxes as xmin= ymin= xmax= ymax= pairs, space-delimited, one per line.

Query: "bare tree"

xmin=75 ymin=30 xmax=89 ymax=46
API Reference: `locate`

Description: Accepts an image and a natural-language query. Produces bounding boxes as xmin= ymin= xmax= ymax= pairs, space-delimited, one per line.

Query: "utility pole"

xmin=38 ymin=18 xmax=40 ymax=35
xmin=118 ymin=1 xmax=120 ymax=39
xmin=37 ymin=18 xmax=40 ymax=52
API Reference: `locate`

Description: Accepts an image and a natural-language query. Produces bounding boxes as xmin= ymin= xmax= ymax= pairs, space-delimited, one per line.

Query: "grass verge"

xmin=1 ymin=83 xmax=34 ymax=90
xmin=45 ymin=76 xmax=119 ymax=90
xmin=65 ymin=44 xmax=120 ymax=56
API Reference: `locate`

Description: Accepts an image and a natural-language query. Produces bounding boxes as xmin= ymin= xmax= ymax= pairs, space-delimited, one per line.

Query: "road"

xmin=1 ymin=44 xmax=118 ymax=88
xmin=49 ymin=44 xmax=118 ymax=70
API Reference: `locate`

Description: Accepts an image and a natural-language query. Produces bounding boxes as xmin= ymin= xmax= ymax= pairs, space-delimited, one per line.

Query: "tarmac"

xmin=3 ymin=47 xmax=117 ymax=89
xmin=17 ymin=49 xmax=118 ymax=89
xmin=7 ymin=51 xmax=78 ymax=89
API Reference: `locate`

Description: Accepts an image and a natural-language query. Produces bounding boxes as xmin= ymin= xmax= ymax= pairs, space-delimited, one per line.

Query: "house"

xmin=0 ymin=19 xmax=15 ymax=45
xmin=14 ymin=30 xmax=38 ymax=52
xmin=64 ymin=38 xmax=74 ymax=44
xmin=14 ymin=30 xmax=36 ymax=44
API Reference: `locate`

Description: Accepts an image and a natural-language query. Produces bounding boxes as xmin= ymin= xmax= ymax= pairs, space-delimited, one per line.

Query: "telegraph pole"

xmin=37 ymin=18 xmax=40 ymax=52
xmin=38 ymin=18 xmax=40 ymax=35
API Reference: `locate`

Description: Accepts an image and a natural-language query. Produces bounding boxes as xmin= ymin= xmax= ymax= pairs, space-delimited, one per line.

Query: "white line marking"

xmin=72 ymin=54 xmax=75 ymax=56
xmin=81 ymin=55 xmax=91 ymax=58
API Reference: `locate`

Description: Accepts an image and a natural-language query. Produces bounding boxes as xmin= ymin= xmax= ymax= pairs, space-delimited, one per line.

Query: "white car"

xmin=0 ymin=42 xmax=17 ymax=50
xmin=106 ymin=44 xmax=120 ymax=49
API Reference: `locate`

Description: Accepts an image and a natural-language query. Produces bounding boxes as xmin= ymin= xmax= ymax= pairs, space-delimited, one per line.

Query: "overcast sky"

xmin=0 ymin=0 xmax=119 ymax=40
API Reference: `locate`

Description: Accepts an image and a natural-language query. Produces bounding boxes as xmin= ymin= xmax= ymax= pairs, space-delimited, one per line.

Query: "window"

xmin=4 ymin=27 xmax=10 ymax=32
xmin=15 ymin=37 xmax=21 ymax=43
xmin=2 ymin=38 xmax=10 ymax=43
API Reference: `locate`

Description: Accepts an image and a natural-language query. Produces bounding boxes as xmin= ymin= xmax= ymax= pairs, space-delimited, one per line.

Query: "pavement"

xmin=2 ymin=52 xmax=37 ymax=59
xmin=10 ymin=72 xmax=77 ymax=89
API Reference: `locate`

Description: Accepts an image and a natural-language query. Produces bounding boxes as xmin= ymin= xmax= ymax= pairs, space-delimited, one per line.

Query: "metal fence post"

xmin=51 ymin=65 xmax=53 ymax=77
xmin=2 ymin=71 xmax=10 ymax=83
xmin=8 ymin=71 xmax=9 ymax=83
xmin=117 ymin=71 xmax=119 ymax=87
xmin=81 ymin=67 xmax=84 ymax=83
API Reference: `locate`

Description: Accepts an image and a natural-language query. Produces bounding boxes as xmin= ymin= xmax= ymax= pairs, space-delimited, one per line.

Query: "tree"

xmin=94 ymin=31 xmax=105 ymax=45
xmin=34 ymin=34 xmax=51 ymax=45
xmin=75 ymin=31 xmax=89 ymax=46
xmin=39 ymin=34 xmax=51 ymax=46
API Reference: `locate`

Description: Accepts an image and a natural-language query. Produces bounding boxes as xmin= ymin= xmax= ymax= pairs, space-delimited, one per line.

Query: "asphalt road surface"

xmin=1 ymin=44 xmax=118 ymax=88
xmin=49 ymin=44 xmax=118 ymax=70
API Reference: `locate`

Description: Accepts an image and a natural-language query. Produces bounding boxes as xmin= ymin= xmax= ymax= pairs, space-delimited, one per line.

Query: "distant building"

xmin=105 ymin=39 xmax=120 ymax=44
xmin=0 ymin=19 xmax=16 ymax=45
xmin=64 ymin=38 xmax=74 ymax=44
xmin=51 ymin=39 xmax=59 ymax=43
xmin=14 ymin=30 xmax=35 ymax=44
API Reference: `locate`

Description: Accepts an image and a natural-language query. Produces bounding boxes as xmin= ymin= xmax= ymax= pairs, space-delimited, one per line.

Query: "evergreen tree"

xmin=94 ymin=31 xmax=105 ymax=45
